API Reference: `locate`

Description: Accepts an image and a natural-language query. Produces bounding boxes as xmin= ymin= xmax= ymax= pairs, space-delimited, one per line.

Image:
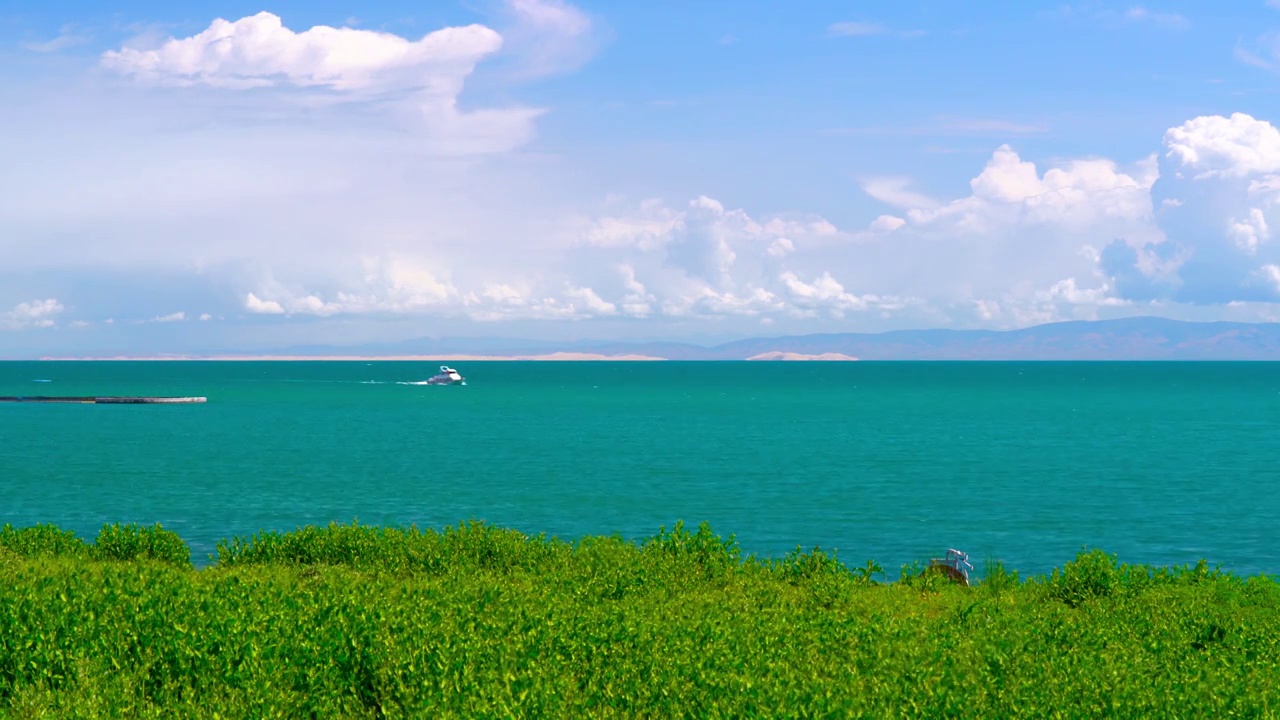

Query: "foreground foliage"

xmin=1 ymin=522 xmax=1278 ymax=718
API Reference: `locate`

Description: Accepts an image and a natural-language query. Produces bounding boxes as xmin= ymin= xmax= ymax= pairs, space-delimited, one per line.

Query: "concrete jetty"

xmin=0 ymin=396 xmax=207 ymax=404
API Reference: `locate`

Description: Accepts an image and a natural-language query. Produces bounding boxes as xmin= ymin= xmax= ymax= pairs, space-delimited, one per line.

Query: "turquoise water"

xmin=1 ymin=361 xmax=1278 ymax=576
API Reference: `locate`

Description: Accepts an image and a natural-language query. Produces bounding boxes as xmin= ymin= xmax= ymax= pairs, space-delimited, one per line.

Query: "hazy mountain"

xmin=257 ymin=317 xmax=1280 ymax=360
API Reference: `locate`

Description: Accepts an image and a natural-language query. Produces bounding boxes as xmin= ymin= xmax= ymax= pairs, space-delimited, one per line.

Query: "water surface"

xmin=2 ymin=361 xmax=1277 ymax=575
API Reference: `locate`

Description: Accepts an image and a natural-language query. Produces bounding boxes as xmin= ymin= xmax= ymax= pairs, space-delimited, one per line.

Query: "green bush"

xmin=93 ymin=523 xmax=191 ymax=568
xmin=0 ymin=523 xmax=90 ymax=560
xmin=214 ymin=520 xmax=561 ymax=575
xmin=980 ymin=558 xmax=1019 ymax=595
xmin=1048 ymin=548 xmax=1123 ymax=606
xmin=0 ymin=522 xmax=1277 ymax=717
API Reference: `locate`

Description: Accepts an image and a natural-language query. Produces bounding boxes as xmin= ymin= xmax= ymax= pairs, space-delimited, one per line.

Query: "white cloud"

xmin=662 ymin=287 xmax=784 ymax=318
xmin=149 ymin=311 xmax=186 ymax=323
xmin=1041 ymin=278 xmax=1127 ymax=306
xmin=374 ymin=257 xmax=458 ymax=309
xmin=100 ymin=13 xmax=502 ymax=92
xmin=1262 ymin=264 xmax=1280 ymax=290
xmin=779 ymin=271 xmax=896 ymax=318
xmin=244 ymin=293 xmax=285 ymax=315
xmin=860 ymin=177 xmax=941 ymax=210
xmin=869 ymin=215 xmax=906 ymax=232
xmin=580 ymin=201 xmax=682 ymax=250
xmin=565 ymin=286 xmax=618 ymax=316
xmin=508 ymin=0 xmax=591 ymax=38
xmin=900 ymin=145 xmax=1156 ymax=232
xmin=23 ymin=25 xmax=92 ymax=53
xmin=617 ymin=264 xmax=656 ymax=317
xmin=503 ymin=0 xmax=596 ymax=77
xmin=1 ymin=299 xmax=64 ymax=330
xmin=1138 ymin=113 xmax=1280 ymax=304
xmin=1124 ymin=7 xmax=1189 ymax=30
xmin=828 ymin=21 xmax=887 ymax=37
xmin=199 ymin=313 xmax=213 ymax=321
xmin=767 ymin=238 xmax=796 ymax=257
xmin=968 ymin=145 xmax=1043 ymax=202
xmin=1227 ymin=208 xmax=1270 ymax=253
xmin=934 ymin=116 xmax=1049 ymax=136
xmin=1163 ymin=113 xmax=1280 ymax=179
xmin=97 ymin=9 xmax=559 ymax=155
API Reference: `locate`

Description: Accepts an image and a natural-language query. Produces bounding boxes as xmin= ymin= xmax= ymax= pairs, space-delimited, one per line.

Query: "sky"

xmin=6 ymin=1 xmax=1280 ymax=355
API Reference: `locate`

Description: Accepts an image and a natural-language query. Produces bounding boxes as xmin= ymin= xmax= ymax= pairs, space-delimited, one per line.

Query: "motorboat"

xmin=425 ymin=365 xmax=465 ymax=385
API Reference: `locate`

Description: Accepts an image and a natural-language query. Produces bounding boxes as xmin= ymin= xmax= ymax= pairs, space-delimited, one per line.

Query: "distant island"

xmin=33 ymin=316 xmax=1280 ymax=361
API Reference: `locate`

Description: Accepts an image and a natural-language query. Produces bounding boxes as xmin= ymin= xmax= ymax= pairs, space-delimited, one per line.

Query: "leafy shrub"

xmin=0 ymin=523 xmax=89 ymax=559
xmin=215 ymin=520 xmax=561 ymax=575
xmin=93 ymin=523 xmax=191 ymax=568
xmin=776 ymin=545 xmax=847 ymax=584
xmin=853 ymin=559 xmax=885 ymax=585
xmin=1048 ymin=548 xmax=1122 ymax=606
xmin=981 ymin=559 xmax=1020 ymax=595
xmin=640 ymin=521 xmax=742 ymax=579
xmin=1 ymin=522 xmax=1278 ymax=716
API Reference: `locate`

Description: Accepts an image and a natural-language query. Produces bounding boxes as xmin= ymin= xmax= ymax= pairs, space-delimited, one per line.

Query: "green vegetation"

xmin=1 ymin=521 xmax=1278 ymax=718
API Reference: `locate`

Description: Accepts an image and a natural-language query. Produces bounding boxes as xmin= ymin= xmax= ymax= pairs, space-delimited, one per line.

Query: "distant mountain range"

xmin=270 ymin=317 xmax=1280 ymax=360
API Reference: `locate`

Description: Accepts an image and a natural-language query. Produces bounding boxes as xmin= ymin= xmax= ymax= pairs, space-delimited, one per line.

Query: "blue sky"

xmin=5 ymin=1 xmax=1280 ymax=356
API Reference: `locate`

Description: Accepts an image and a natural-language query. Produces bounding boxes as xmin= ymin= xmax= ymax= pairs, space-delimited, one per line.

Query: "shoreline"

xmin=32 ymin=352 xmax=669 ymax=362
xmin=28 ymin=351 xmax=862 ymax=362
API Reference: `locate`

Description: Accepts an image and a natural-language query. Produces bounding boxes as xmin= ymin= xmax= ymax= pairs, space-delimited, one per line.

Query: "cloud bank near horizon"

xmin=8 ymin=5 xmax=1280 ymax=351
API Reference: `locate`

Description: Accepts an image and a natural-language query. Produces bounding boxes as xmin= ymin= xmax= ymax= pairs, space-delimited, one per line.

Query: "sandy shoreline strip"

xmin=36 ymin=352 xmax=668 ymax=362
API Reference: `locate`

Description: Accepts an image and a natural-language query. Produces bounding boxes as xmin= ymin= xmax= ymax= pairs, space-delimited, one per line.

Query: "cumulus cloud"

xmin=905 ymin=144 xmax=1156 ymax=230
xmin=244 ymin=293 xmax=285 ymax=315
xmin=21 ymin=51 xmax=1280 ymax=344
xmin=1120 ymin=113 xmax=1280 ymax=304
xmin=96 ymin=7 xmax=577 ymax=154
xmin=779 ymin=272 xmax=904 ymax=319
xmin=100 ymin=13 xmax=503 ymax=92
xmin=1163 ymin=113 xmax=1280 ymax=179
xmin=766 ymin=238 xmax=796 ymax=257
xmin=149 ymin=312 xmax=186 ymax=323
xmin=852 ymin=142 xmax=1162 ymax=324
xmin=868 ymin=215 xmax=906 ymax=232
xmin=1227 ymin=208 xmax=1270 ymax=253
xmin=1 ymin=299 xmax=64 ymax=330
xmin=565 ymin=286 xmax=618 ymax=316
xmin=617 ymin=264 xmax=656 ymax=317
xmin=216 ymin=194 xmax=892 ymax=326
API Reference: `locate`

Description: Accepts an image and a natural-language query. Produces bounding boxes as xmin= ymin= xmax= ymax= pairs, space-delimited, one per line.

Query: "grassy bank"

xmin=1 ymin=522 xmax=1278 ymax=718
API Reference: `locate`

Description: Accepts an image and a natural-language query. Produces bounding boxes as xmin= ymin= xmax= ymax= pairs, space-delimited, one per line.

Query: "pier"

xmin=0 ymin=396 xmax=207 ymax=404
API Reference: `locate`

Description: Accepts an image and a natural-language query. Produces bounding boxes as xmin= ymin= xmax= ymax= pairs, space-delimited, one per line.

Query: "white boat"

xmin=425 ymin=365 xmax=465 ymax=385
